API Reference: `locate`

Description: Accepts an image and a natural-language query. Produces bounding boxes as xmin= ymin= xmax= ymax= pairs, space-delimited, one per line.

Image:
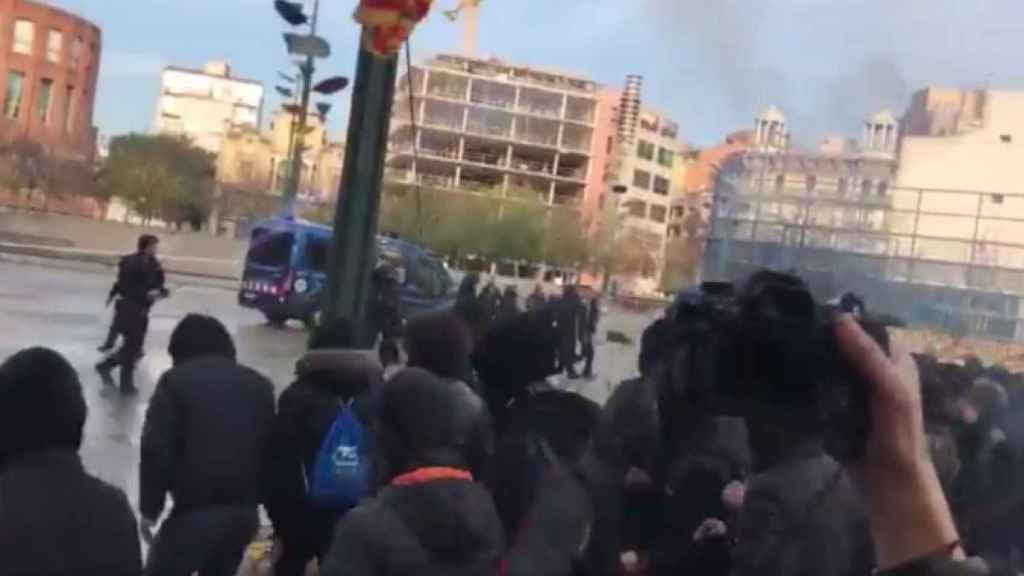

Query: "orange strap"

xmin=391 ymin=467 xmax=473 ymax=486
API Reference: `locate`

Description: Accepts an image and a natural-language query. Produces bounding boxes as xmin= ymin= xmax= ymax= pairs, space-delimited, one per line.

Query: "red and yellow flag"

xmin=355 ymin=0 xmax=434 ymax=55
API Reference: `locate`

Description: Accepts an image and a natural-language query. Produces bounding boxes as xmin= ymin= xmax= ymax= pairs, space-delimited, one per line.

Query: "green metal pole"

xmin=322 ymin=45 xmax=398 ymax=345
xmin=282 ymin=0 xmax=320 ymax=213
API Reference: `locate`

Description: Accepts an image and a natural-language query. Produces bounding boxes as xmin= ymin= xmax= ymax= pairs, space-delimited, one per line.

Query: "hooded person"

xmin=454 ymin=272 xmax=482 ymax=329
xmin=266 ymin=318 xmax=383 ymax=576
xmin=140 ymin=314 xmax=276 ymax=576
xmin=499 ymin=285 xmax=520 ymax=323
xmin=320 ymin=368 xmax=504 ymax=576
xmin=0 ymin=348 xmax=142 ymax=576
xmin=526 ymin=284 xmax=547 ymax=313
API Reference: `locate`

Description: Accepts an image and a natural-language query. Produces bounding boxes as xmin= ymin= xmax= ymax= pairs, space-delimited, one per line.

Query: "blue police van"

xmin=238 ymin=218 xmax=454 ymax=327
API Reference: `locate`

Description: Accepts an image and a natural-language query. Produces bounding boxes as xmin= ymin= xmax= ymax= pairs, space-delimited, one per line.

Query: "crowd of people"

xmin=454 ymin=272 xmax=601 ymax=380
xmin=0 ymin=248 xmax=1006 ymax=576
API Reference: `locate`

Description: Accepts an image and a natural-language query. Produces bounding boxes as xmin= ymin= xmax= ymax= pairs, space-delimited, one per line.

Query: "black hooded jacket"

xmin=265 ymin=351 xmax=380 ymax=538
xmin=0 ymin=451 xmax=142 ymax=576
xmin=320 ymin=478 xmax=504 ymax=576
xmin=140 ymin=355 xmax=276 ymax=520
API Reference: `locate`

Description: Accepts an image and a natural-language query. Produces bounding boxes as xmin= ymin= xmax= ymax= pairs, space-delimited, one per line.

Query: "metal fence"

xmin=703 ymin=181 xmax=1024 ymax=341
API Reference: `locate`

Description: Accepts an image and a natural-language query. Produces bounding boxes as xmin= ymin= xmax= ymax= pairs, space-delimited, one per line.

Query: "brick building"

xmin=0 ymin=0 xmax=100 ymax=162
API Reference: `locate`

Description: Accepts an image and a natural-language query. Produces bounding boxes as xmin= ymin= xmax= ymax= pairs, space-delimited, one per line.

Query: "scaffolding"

xmin=704 ymin=179 xmax=1024 ymax=340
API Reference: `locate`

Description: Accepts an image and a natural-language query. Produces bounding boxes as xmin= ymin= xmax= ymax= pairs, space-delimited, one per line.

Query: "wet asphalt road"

xmin=1 ymin=259 xmax=649 ymax=508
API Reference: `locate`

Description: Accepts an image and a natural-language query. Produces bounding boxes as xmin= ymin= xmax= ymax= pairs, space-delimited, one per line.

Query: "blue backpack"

xmin=309 ymin=403 xmax=370 ymax=509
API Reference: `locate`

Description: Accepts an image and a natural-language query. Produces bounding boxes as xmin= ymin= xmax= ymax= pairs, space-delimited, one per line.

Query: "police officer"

xmin=372 ymin=263 xmax=403 ymax=368
xmin=96 ymin=234 xmax=168 ymax=395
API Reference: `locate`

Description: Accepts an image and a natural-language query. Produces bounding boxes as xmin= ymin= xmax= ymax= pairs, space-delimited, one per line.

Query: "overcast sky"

xmin=55 ymin=0 xmax=1024 ymax=147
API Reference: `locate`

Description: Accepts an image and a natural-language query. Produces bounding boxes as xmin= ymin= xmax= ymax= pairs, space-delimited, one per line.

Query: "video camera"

xmin=659 ymin=270 xmax=892 ymax=461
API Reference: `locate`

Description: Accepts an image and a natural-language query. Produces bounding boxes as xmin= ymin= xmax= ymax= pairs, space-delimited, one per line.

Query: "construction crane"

xmin=444 ymin=0 xmax=483 ymax=57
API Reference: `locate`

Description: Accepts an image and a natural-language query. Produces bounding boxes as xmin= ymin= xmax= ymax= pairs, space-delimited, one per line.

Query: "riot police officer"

xmin=96 ymin=234 xmax=168 ymax=395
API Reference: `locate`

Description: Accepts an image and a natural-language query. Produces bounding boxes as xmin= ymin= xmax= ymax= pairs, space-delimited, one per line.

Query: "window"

xmin=657 ymin=147 xmax=674 ymax=168
xmin=246 ymin=229 xmax=294 ymax=268
xmin=837 ymin=177 xmax=848 ymax=196
xmin=4 ymin=71 xmax=24 ymax=119
xmin=606 ymin=136 xmax=613 ymax=154
xmin=62 ymin=85 xmax=74 ymax=133
xmin=775 ymin=174 xmax=785 ymax=192
xmin=35 ymin=78 xmax=53 ymax=125
xmin=633 ymin=169 xmax=651 ymax=190
xmin=12 ymin=19 xmax=33 ymax=55
xmin=598 ymin=193 xmax=605 ymax=210
xmin=46 ymin=29 xmax=62 ymax=63
xmin=877 ymin=181 xmax=889 ymax=197
xmin=1001 ymin=134 xmax=1012 ymax=144
xmin=627 ymin=200 xmax=647 ymax=218
xmin=71 ymin=37 xmax=82 ymax=68
xmin=806 ymin=175 xmax=817 ymax=193
xmin=410 ymin=254 xmax=444 ymax=298
xmin=861 ymin=179 xmax=873 ymax=197
xmin=650 ymin=205 xmax=668 ymax=223
xmin=653 ymin=175 xmax=670 ymax=196
xmin=304 ymin=236 xmax=330 ymax=273
xmin=637 ymin=140 xmax=655 ymax=161
xmin=992 ymin=194 xmax=1005 ymax=205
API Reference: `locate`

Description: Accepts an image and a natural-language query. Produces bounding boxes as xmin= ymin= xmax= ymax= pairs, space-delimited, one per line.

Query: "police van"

xmin=239 ymin=218 xmax=454 ymax=327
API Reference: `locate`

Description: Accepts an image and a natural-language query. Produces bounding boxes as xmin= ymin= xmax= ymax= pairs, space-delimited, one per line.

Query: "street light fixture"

xmin=283 ymin=32 xmax=331 ymax=59
xmin=277 ymin=71 xmax=297 ymax=84
xmin=274 ymin=0 xmax=308 ymax=26
xmin=316 ymin=102 xmax=332 ymax=120
xmin=275 ymin=85 xmax=294 ymax=98
xmin=313 ymin=76 xmax=350 ymax=95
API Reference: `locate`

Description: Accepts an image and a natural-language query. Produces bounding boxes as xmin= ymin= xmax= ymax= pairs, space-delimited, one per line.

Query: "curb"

xmin=0 ymin=245 xmax=241 ymax=289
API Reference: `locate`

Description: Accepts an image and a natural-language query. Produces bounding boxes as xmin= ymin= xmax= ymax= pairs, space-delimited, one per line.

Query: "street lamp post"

xmin=274 ymin=0 xmax=348 ymax=214
xmin=281 ymin=0 xmax=319 ymax=212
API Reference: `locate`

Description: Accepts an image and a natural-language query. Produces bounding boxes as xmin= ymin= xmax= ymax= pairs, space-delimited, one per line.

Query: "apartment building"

xmin=154 ymin=60 xmax=264 ymax=155
xmin=612 ymin=107 xmax=684 ymax=258
xmin=387 ymin=53 xmax=603 ymax=208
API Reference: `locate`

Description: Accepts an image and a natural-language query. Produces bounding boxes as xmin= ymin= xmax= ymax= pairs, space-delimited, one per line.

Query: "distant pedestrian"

xmin=96 ymin=234 xmax=168 ymax=395
xmin=371 ymin=264 xmax=403 ymax=368
xmin=581 ymin=295 xmax=601 ymax=379
xmin=557 ymin=285 xmax=584 ymax=379
xmin=499 ymin=285 xmax=520 ymax=322
xmin=140 ymin=314 xmax=275 ymax=576
xmin=0 ymin=347 xmax=141 ymax=576
xmin=267 ymin=318 xmax=381 ymax=576
xmin=454 ymin=272 xmax=483 ymax=336
xmin=478 ymin=279 xmax=501 ymax=333
xmin=525 ymin=283 xmax=547 ymax=312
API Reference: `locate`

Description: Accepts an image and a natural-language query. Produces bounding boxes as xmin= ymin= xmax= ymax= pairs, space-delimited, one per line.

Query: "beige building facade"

xmin=894 ymin=89 xmax=1024 ymax=272
xmin=217 ymin=109 xmax=344 ymax=203
xmin=155 ymin=60 xmax=264 ymax=155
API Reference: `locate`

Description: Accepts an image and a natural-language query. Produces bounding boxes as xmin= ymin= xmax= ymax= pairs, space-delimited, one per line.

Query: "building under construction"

xmin=387 ymin=53 xmax=603 ymax=208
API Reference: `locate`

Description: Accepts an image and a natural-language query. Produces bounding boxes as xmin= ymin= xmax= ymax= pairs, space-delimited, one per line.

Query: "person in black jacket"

xmin=266 ymin=319 xmax=382 ymax=576
xmin=371 ymin=264 xmax=403 ymax=367
xmin=140 ymin=314 xmax=276 ymax=576
xmin=320 ymin=368 xmax=504 ymax=576
xmin=557 ymin=285 xmax=584 ymax=379
xmin=96 ymin=233 xmax=168 ymax=394
xmin=0 ymin=347 xmax=141 ymax=576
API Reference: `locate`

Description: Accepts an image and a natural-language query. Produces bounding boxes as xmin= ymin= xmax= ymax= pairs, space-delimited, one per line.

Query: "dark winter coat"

xmin=140 ymin=356 xmax=276 ymax=521
xmin=320 ymin=478 xmax=504 ymax=576
xmin=732 ymin=445 xmax=873 ymax=576
xmin=109 ymin=251 xmax=167 ymax=307
xmin=0 ymin=451 xmax=142 ymax=576
xmin=265 ymin=351 xmax=381 ymax=550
